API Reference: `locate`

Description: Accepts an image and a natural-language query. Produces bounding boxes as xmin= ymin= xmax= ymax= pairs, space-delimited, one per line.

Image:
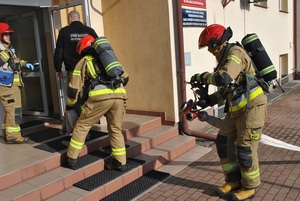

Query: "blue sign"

xmin=182 ymin=8 xmax=207 ymax=27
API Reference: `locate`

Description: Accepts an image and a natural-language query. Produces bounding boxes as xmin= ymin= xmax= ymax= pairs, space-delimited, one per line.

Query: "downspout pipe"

xmin=175 ymin=1 xmax=217 ymax=141
xmin=293 ymin=0 xmax=298 ymax=79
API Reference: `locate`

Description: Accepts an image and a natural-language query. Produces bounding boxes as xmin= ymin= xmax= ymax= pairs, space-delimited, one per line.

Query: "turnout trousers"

xmin=216 ymin=102 xmax=267 ymax=189
xmin=67 ymin=98 xmax=127 ymax=165
xmin=0 ymin=85 xmax=22 ymax=141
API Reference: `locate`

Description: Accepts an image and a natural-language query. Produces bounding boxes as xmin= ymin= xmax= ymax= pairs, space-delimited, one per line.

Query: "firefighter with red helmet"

xmin=190 ymin=24 xmax=267 ymax=200
xmin=66 ymin=35 xmax=129 ymax=171
xmin=0 ymin=22 xmax=35 ymax=144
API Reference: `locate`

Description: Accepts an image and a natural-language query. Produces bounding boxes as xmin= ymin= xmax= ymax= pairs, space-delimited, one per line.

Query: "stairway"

xmin=0 ymin=114 xmax=197 ymax=201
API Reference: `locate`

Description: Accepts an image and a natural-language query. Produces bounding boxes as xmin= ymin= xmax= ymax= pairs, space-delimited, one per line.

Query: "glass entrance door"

xmin=6 ymin=12 xmax=49 ymax=116
xmin=49 ymin=0 xmax=88 ymax=118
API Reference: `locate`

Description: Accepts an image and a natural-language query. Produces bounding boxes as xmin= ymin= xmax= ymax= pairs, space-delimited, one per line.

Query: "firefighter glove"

xmin=199 ymin=72 xmax=210 ymax=84
xmin=10 ymin=47 xmax=15 ymax=55
xmin=198 ymin=111 xmax=209 ymax=122
xmin=190 ymin=73 xmax=201 ymax=83
xmin=25 ymin=63 xmax=34 ymax=70
xmin=197 ymin=95 xmax=212 ymax=109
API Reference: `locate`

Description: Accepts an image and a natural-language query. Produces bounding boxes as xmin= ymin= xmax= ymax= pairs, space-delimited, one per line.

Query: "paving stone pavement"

xmin=135 ymin=81 xmax=300 ymax=201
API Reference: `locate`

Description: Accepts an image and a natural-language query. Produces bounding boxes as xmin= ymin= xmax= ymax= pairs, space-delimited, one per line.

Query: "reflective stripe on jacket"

xmin=229 ymin=86 xmax=263 ymax=112
xmin=67 ymin=55 xmax=127 ymax=106
xmin=208 ymin=44 xmax=266 ymax=113
xmin=89 ymin=84 xmax=126 ymax=99
xmin=0 ymin=42 xmax=25 ymax=87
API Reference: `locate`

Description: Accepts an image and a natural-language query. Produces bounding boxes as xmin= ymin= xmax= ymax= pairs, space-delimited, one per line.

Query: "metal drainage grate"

xmin=266 ymin=93 xmax=282 ymax=102
xmin=283 ymin=82 xmax=299 ymax=88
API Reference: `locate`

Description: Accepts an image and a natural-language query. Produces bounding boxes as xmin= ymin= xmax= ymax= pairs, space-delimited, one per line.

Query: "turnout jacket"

xmin=201 ymin=43 xmax=267 ymax=118
xmin=0 ymin=42 xmax=29 ymax=87
xmin=67 ymin=55 xmax=128 ymax=107
xmin=54 ymin=21 xmax=98 ymax=72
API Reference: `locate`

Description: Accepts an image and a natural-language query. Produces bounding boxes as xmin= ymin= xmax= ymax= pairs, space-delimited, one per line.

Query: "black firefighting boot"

xmin=105 ymin=158 xmax=123 ymax=171
xmin=67 ymin=157 xmax=78 ymax=167
xmin=216 ymin=182 xmax=241 ymax=197
xmin=231 ymin=187 xmax=255 ymax=201
xmin=7 ymin=136 xmax=30 ymax=144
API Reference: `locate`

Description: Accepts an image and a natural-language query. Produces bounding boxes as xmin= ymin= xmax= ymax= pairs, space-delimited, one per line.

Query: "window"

xmin=280 ymin=54 xmax=288 ymax=78
xmin=255 ymin=1 xmax=267 ymax=7
xmin=279 ymin=0 xmax=288 ymax=12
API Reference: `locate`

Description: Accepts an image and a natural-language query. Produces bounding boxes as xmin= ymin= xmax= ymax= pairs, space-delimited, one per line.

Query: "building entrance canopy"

xmin=0 ymin=0 xmax=52 ymax=7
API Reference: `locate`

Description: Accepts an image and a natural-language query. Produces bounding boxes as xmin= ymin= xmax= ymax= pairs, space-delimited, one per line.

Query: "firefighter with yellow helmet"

xmin=190 ymin=24 xmax=267 ymax=200
xmin=66 ymin=35 xmax=129 ymax=171
xmin=0 ymin=22 xmax=35 ymax=144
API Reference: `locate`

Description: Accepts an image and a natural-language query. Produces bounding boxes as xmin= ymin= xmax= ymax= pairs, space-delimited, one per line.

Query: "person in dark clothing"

xmin=54 ymin=10 xmax=99 ymax=135
xmin=54 ymin=10 xmax=98 ymax=81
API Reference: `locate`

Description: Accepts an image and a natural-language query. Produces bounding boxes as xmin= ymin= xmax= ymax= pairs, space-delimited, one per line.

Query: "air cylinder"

xmin=93 ymin=36 xmax=123 ymax=79
xmin=241 ymin=33 xmax=277 ymax=82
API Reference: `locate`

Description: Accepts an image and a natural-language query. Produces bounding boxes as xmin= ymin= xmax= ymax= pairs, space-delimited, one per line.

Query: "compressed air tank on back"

xmin=241 ymin=33 xmax=277 ymax=82
xmin=93 ymin=36 xmax=123 ymax=80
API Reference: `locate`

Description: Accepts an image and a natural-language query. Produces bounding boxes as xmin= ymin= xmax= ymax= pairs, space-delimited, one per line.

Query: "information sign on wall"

xmin=181 ymin=0 xmax=206 ymax=9
xmin=182 ymin=8 xmax=207 ymax=27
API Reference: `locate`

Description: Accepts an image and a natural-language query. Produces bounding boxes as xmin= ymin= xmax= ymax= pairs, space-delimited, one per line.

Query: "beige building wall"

xmin=88 ymin=1 xmax=104 ymax=36
xmin=100 ymin=0 xmax=178 ymax=123
xmin=52 ymin=0 xmax=295 ymax=124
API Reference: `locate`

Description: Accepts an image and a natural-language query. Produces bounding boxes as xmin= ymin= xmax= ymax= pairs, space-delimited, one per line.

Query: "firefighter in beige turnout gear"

xmin=0 ymin=22 xmax=34 ymax=144
xmin=66 ymin=35 xmax=128 ymax=171
xmin=191 ymin=24 xmax=267 ymax=201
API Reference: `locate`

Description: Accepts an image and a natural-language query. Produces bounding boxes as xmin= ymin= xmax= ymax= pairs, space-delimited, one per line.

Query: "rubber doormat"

xmin=61 ymin=150 xmax=111 ymax=170
xmin=20 ymin=120 xmax=45 ymax=129
xmin=73 ymin=158 xmax=145 ymax=191
xmin=33 ymin=130 xmax=107 ymax=153
xmin=28 ymin=128 xmax=61 ymax=143
xmin=101 ymin=170 xmax=170 ymax=201
xmin=62 ymin=145 xmax=130 ymax=170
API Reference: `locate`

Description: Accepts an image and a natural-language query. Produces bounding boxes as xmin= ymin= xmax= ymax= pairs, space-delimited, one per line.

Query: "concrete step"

xmin=45 ymin=135 xmax=196 ymax=201
xmin=0 ymin=114 xmax=162 ymax=191
xmin=0 ymin=114 xmax=188 ymax=200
